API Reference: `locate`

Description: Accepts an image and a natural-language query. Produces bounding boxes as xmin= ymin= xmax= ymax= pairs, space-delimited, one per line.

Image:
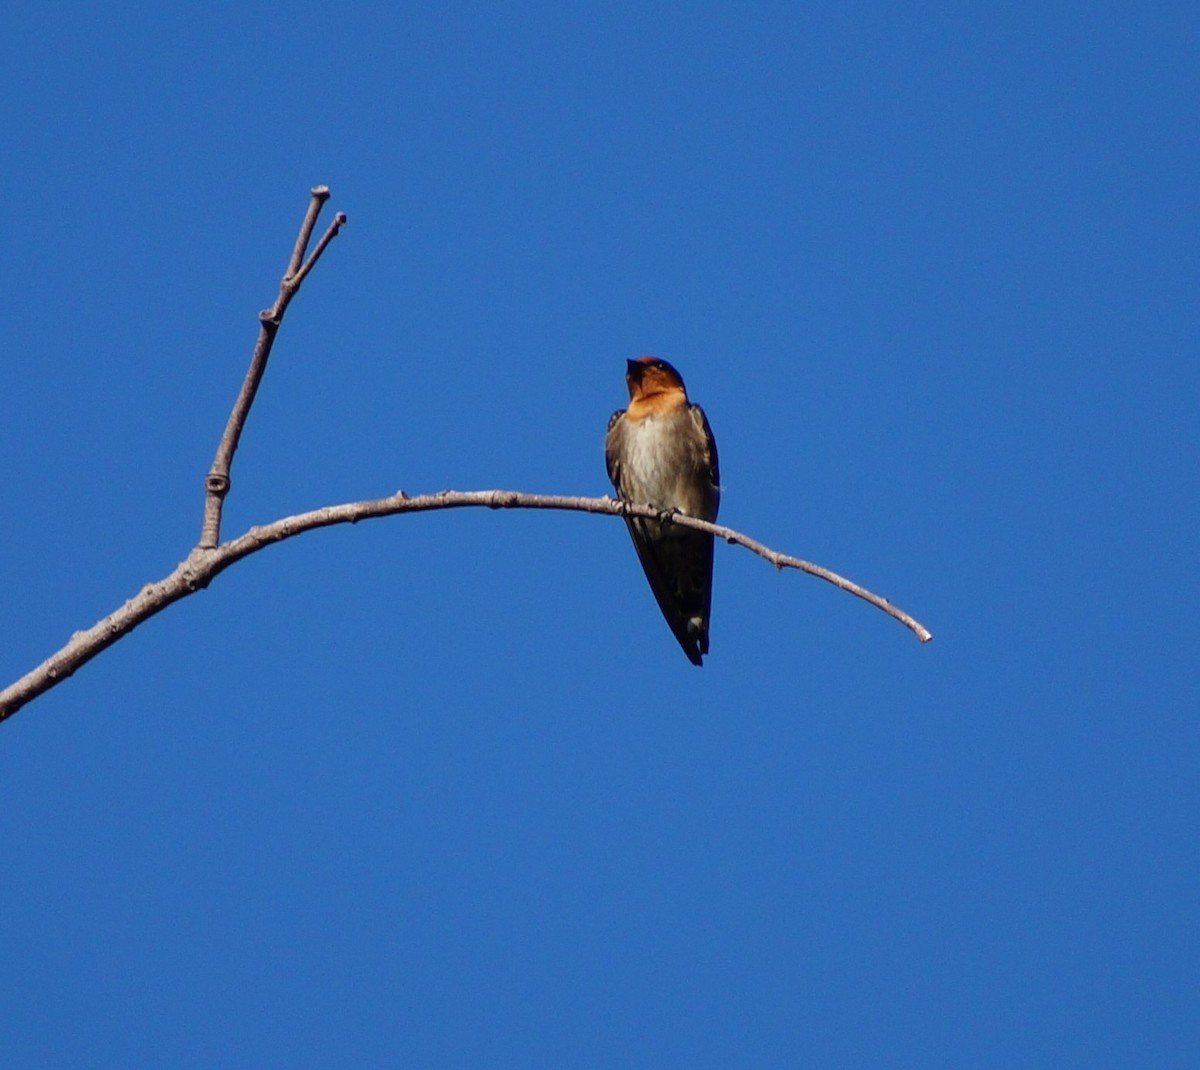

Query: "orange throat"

xmin=626 ymin=386 xmax=687 ymax=420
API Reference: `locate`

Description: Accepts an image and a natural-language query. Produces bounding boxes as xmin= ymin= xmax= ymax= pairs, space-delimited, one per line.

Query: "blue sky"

xmin=3 ymin=2 xmax=1197 ymax=1065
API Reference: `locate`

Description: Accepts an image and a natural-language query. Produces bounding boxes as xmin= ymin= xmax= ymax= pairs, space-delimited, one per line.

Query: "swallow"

xmin=605 ymin=356 xmax=720 ymax=666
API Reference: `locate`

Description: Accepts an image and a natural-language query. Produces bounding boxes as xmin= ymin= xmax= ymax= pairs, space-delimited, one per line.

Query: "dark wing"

xmin=604 ymin=410 xmax=625 ymax=491
xmin=689 ymin=403 xmax=720 ymax=518
xmin=626 ymin=518 xmax=714 ymax=666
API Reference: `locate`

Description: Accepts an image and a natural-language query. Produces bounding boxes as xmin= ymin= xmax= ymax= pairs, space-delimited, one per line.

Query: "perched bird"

xmin=605 ymin=357 xmax=720 ymax=665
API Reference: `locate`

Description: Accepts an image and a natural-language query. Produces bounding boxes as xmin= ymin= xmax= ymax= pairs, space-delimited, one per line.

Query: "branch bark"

xmin=0 ymin=186 xmax=933 ymax=726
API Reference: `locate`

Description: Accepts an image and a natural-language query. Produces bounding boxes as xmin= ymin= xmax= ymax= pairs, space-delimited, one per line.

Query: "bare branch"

xmin=3 ymin=184 xmax=932 ymax=726
xmin=0 ymin=490 xmax=931 ymax=723
xmin=199 ymin=188 xmax=346 ymax=549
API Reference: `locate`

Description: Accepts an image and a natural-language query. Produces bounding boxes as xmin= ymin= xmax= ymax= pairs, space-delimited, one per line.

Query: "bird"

xmin=605 ymin=356 xmax=720 ymax=665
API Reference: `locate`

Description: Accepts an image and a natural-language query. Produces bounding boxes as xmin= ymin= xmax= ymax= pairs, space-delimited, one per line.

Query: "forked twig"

xmin=199 ymin=186 xmax=347 ymax=548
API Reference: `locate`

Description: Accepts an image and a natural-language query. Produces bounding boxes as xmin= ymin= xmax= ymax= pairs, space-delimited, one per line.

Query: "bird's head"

xmin=625 ymin=356 xmax=687 ymax=403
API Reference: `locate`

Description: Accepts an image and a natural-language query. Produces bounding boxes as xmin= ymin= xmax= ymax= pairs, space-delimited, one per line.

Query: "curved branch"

xmin=0 ymin=490 xmax=931 ymax=723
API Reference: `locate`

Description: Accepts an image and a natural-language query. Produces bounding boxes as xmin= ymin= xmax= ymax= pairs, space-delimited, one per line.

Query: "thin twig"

xmin=294 ymin=211 xmax=347 ymax=287
xmin=0 ymin=489 xmax=931 ymax=723
xmin=199 ymin=188 xmax=346 ymax=548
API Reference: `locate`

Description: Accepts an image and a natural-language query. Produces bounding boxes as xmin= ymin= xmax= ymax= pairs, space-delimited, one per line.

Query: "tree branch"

xmin=0 ymin=489 xmax=931 ymax=723
xmin=2 ymin=185 xmax=933 ymax=726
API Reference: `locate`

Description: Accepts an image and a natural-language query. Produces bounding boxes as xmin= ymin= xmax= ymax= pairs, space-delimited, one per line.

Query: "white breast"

xmin=619 ymin=410 xmax=714 ymax=518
